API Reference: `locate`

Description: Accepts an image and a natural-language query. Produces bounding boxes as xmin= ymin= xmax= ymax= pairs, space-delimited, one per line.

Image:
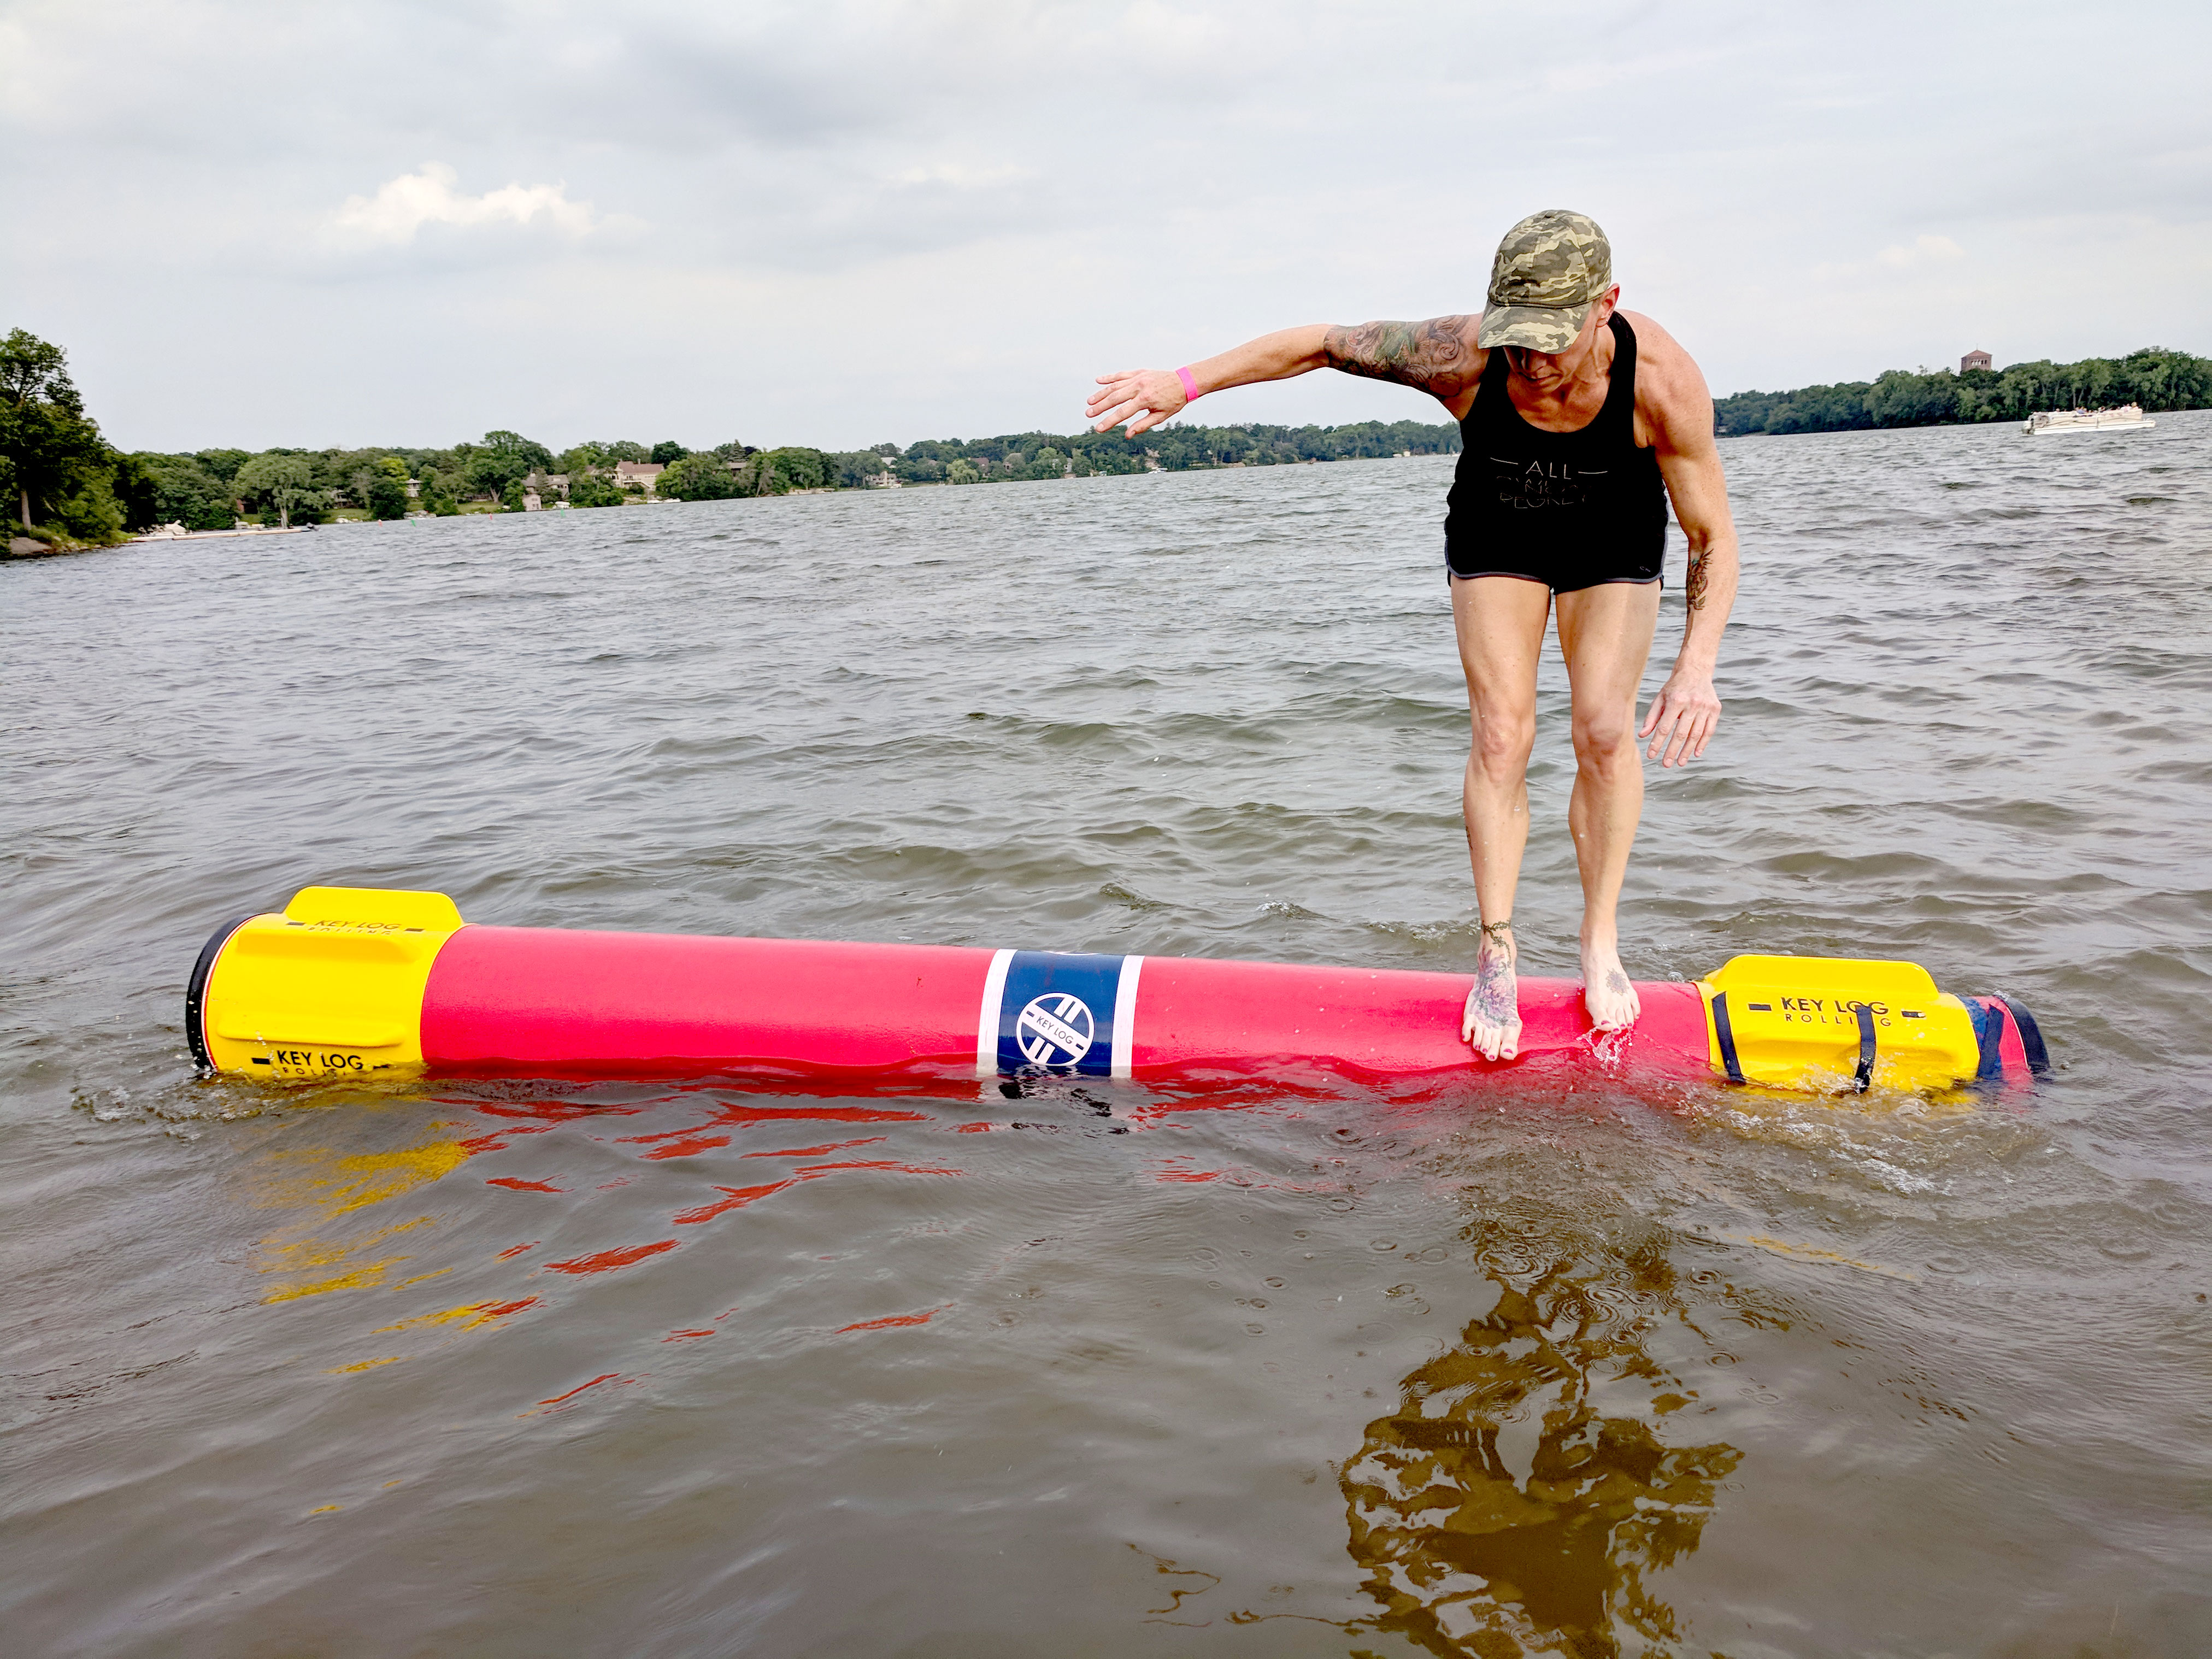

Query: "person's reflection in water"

xmin=1340 ymin=1232 xmax=1741 ymax=1657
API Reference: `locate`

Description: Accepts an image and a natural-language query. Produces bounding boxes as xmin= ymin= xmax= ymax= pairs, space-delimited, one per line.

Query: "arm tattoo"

xmin=1685 ymin=547 xmax=1710 ymax=612
xmin=1323 ymin=315 xmax=1477 ymax=397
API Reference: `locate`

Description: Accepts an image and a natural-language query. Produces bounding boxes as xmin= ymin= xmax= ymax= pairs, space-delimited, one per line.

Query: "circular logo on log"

xmin=1015 ymin=992 xmax=1095 ymax=1067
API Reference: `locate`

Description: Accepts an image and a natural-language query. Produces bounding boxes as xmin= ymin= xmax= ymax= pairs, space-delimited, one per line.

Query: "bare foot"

xmin=1462 ymin=924 xmax=1521 ymax=1061
xmin=1580 ymin=932 xmax=1642 ymax=1032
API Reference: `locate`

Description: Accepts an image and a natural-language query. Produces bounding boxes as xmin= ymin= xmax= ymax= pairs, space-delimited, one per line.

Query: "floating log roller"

xmin=187 ymin=888 xmax=2045 ymax=1097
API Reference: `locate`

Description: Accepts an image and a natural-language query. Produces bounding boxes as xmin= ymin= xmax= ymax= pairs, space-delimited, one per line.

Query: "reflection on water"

xmin=250 ymin=1126 xmax=473 ymax=1302
xmin=1343 ymin=1224 xmax=1742 ymax=1657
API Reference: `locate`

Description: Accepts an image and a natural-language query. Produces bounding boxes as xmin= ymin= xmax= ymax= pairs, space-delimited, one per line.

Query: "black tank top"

xmin=1443 ymin=313 xmax=1667 ymax=585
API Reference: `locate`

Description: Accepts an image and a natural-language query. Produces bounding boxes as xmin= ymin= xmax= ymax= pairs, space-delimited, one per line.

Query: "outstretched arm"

xmin=1638 ymin=334 xmax=1740 ymax=768
xmin=1087 ymin=315 xmax=1481 ymax=436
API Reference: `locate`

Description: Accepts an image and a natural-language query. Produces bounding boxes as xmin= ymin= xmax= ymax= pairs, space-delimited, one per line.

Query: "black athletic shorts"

xmin=1444 ymin=548 xmax=1662 ymax=594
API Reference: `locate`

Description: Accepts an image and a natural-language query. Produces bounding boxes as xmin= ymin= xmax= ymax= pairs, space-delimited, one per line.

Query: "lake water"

xmin=5 ymin=414 xmax=2210 ymax=1657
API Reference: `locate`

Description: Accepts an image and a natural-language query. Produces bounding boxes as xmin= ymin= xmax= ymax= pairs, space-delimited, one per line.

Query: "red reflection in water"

xmin=955 ymin=1122 xmax=994 ymax=1133
xmin=474 ymin=1297 xmax=540 ymax=1319
xmin=740 ymin=1137 xmax=888 ymax=1158
xmin=838 ymin=1303 xmax=952 ymax=1333
xmin=543 ymin=1240 xmax=678 ymax=1274
xmin=672 ymin=1159 xmax=962 ymax=1225
xmin=486 ymin=1177 xmax=564 ymax=1193
xmin=462 ymin=1125 xmax=556 ymax=1155
xmin=475 ymin=1101 xmax=648 ymax=1122
xmin=637 ymin=1134 xmax=732 ymax=1161
xmin=496 ymin=1242 xmax=538 ymax=1260
xmin=538 ymin=1373 xmax=620 ymax=1405
xmin=662 ymin=1329 xmax=716 ymax=1342
xmin=792 ymin=1159 xmax=962 ymax=1177
xmin=702 ymin=1102 xmax=928 ymax=1127
xmin=674 ymin=1182 xmax=793 ymax=1223
xmin=1143 ymin=1156 xmax=1307 ymax=1191
xmin=617 ymin=1125 xmax=719 ymax=1145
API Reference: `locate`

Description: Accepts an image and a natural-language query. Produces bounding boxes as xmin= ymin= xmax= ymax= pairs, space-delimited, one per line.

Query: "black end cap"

xmin=185 ymin=913 xmax=258 ymax=1074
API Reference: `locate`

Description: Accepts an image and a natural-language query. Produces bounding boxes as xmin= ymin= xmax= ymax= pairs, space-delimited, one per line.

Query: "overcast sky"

xmin=5 ymin=0 xmax=2208 ymax=454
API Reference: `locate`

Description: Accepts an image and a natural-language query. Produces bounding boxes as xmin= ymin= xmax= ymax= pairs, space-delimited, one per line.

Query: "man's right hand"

xmin=1087 ymin=368 xmax=1190 ymax=437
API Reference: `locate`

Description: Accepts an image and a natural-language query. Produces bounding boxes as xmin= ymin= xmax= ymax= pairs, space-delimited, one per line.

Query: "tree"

xmin=232 ymin=452 xmax=320 ymax=529
xmin=111 ymin=452 xmax=163 ymax=532
xmin=418 ymin=468 xmax=461 ymax=515
xmin=649 ymin=440 xmax=690 ymax=465
xmin=137 ymin=455 xmax=236 ymax=530
xmin=945 ymin=458 xmax=981 ymax=485
xmin=366 ymin=454 xmax=410 ymax=520
xmin=1 ymin=328 xmax=116 ymax=538
xmin=832 ymin=450 xmax=889 ymax=489
xmin=194 ymin=448 xmax=252 ymax=485
xmin=1864 ymin=368 xmax=1963 ymax=428
xmin=658 ymin=451 xmax=742 ymax=501
xmin=566 ymin=471 xmax=626 ymax=508
xmin=483 ymin=428 xmax=552 ymax=469
xmin=755 ymin=446 xmax=831 ymax=492
xmin=466 ymin=429 xmax=552 ymax=500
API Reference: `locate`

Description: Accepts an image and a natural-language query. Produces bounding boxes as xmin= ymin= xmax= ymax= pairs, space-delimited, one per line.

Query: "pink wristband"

xmin=1175 ymin=366 xmax=1200 ymax=404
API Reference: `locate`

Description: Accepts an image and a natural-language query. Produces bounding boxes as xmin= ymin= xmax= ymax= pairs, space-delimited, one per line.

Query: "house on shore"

xmin=614 ymin=461 xmax=665 ymax=497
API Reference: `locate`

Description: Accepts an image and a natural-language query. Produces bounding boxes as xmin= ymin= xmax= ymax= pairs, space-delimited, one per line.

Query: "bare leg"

xmin=1449 ymin=577 xmax=1551 ymax=1060
xmin=1553 ymin=580 xmax=1662 ymax=1029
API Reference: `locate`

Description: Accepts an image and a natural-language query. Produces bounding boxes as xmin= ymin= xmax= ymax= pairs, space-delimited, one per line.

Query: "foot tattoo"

xmin=1462 ymin=923 xmax=1521 ymax=1061
xmin=1581 ymin=945 xmax=1642 ymax=1032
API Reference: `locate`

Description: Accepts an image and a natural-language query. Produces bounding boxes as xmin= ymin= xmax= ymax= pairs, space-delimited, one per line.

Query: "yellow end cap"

xmin=203 ymin=889 xmax=466 ymax=1078
xmin=284 ymin=887 xmax=464 ymax=931
xmin=1697 ymin=954 xmax=1980 ymax=1093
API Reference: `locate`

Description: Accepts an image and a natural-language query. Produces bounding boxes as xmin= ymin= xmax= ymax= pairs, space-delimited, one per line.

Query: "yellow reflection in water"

xmin=250 ymin=1127 xmax=473 ymax=1303
xmin=260 ymin=1136 xmax=473 ymax=1217
xmin=1341 ymin=1236 xmax=1741 ymax=1657
xmin=259 ymin=1217 xmax=430 ymax=1301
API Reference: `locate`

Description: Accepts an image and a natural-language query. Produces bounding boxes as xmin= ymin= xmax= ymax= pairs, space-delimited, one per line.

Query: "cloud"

xmin=1808 ymin=234 xmax=1972 ymax=287
xmin=1876 ymin=234 xmax=1967 ymax=270
xmin=331 ymin=163 xmax=598 ymax=245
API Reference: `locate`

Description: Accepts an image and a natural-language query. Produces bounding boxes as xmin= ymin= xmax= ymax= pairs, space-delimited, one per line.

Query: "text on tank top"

xmin=1443 ymin=313 xmax=1668 ymax=575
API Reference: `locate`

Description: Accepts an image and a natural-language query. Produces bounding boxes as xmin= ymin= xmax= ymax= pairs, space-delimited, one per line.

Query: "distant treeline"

xmin=23 ymin=316 xmax=2205 ymax=551
xmin=854 ymin=417 xmax=1461 ymax=487
xmin=107 ymin=417 xmax=1463 ymax=530
xmin=1715 ymin=347 xmax=2212 ymax=438
xmin=652 ymin=417 xmax=1464 ymax=501
xmin=3 ymin=326 xmax=1469 ymax=547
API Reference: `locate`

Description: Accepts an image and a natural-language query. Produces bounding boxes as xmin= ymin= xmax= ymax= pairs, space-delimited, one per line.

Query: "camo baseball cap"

xmin=1477 ymin=210 xmax=1614 ymax=354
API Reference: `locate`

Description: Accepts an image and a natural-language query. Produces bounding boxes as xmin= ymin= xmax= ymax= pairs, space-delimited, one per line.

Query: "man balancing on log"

xmin=1086 ymin=208 xmax=1740 ymax=1062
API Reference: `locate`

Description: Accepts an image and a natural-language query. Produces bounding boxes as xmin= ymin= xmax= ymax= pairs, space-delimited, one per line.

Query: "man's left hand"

xmin=1639 ymin=667 xmax=1721 ymax=767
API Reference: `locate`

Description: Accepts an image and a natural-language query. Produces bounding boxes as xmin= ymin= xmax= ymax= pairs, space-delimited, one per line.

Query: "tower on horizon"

xmin=1961 ymin=348 xmax=1993 ymax=373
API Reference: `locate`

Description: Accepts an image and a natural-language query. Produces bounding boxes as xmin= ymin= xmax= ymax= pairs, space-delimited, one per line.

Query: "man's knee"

xmin=1571 ymin=706 xmax=1636 ymax=768
xmin=1472 ymin=712 xmax=1536 ymax=776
